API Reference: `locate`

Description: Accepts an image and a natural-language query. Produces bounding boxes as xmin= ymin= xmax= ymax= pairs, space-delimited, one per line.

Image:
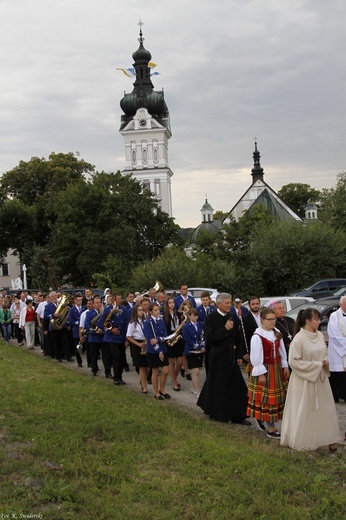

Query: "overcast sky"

xmin=1 ymin=0 xmax=345 ymax=227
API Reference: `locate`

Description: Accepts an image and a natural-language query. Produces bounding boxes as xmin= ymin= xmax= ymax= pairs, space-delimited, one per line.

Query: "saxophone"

xmin=104 ymin=306 xmax=123 ymax=331
xmin=51 ymin=293 xmax=72 ymax=330
xmin=167 ymin=305 xmax=189 ymax=347
xmin=90 ymin=311 xmax=102 ymax=332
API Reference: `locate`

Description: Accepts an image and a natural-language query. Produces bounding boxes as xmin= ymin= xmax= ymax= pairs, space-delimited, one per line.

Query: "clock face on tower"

xmin=139 ymin=119 xmax=147 ymax=128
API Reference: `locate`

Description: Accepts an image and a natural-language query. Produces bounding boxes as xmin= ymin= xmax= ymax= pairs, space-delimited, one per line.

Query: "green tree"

xmin=193 ymin=229 xmax=218 ymax=257
xmin=0 ymin=152 xmax=95 ymax=247
xmin=213 ymin=210 xmax=228 ymax=221
xmin=278 ymin=183 xmax=321 ymax=219
xmin=215 ymin=205 xmax=274 ymax=264
xmin=24 ymin=245 xmax=58 ymax=290
xmin=130 ymin=248 xmax=197 ymax=290
xmin=0 ymin=152 xmax=94 ymax=204
xmin=319 ymin=171 xmax=346 ymax=229
xmin=249 ymin=222 xmax=346 ymax=295
xmin=178 ymin=227 xmax=194 ymax=242
xmin=0 ymin=199 xmax=36 ymax=258
xmin=49 ymin=171 xmax=182 ymax=286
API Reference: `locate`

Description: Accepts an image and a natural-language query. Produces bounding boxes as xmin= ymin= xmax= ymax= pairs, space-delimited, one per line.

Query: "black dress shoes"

xmin=159 ymin=391 xmax=171 ymax=399
xmin=232 ymin=419 xmax=252 ymax=426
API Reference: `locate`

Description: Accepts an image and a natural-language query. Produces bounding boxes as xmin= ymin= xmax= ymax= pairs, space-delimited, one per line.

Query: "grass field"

xmin=0 ymin=342 xmax=345 ymax=519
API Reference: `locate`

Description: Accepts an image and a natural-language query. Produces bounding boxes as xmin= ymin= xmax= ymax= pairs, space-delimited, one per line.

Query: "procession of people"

xmin=0 ymin=285 xmax=343 ymax=452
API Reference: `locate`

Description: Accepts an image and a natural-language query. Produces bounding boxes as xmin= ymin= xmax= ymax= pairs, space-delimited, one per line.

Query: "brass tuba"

xmin=51 ymin=293 xmax=72 ymax=331
xmin=142 ymin=280 xmax=164 ymax=298
xmin=153 ymin=280 xmax=164 ymax=292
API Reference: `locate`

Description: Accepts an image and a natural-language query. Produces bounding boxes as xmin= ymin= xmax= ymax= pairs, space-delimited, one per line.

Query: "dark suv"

xmin=289 ymin=278 xmax=346 ymax=299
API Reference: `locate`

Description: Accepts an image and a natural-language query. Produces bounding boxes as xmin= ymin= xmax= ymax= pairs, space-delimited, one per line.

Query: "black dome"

xmin=132 ymin=41 xmax=152 ymax=63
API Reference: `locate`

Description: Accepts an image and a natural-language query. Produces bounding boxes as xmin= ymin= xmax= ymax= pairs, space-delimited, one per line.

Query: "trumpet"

xmin=77 ymin=328 xmax=87 ymax=352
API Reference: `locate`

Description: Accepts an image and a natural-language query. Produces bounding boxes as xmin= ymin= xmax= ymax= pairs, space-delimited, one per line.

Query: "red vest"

xmin=254 ymin=334 xmax=281 ymax=364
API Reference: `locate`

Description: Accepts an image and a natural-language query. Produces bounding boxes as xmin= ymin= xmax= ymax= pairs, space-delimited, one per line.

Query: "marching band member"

xmin=143 ymin=303 xmax=170 ymax=400
xmin=35 ymin=293 xmax=49 ymax=352
xmin=182 ymin=308 xmax=205 ymax=398
xmin=178 ymin=300 xmax=193 ymax=381
xmin=174 ymin=284 xmax=196 ymax=310
xmin=79 ymin=298 xmax=94 ymax=367
xmin=97 ymin=293 xmax=127 ymax=385
xmin=163 ymin=297 xmax=184 ymax=391
xmin=196 ymin=291 xmax=215 ymax=323
xmin=84 ymin=296 xmax=103 ymax=376
xmin=44 ymin=291 xmax=66 ymax=361
xmin=67 ymin=294 xmax=86 ymax=367
xmin=126 ymin=304 xmax=149 ymax=393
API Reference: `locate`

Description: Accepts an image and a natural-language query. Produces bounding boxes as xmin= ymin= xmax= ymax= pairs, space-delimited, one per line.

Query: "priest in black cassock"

xmin=197 ymin=293 xmax=251 ymax=425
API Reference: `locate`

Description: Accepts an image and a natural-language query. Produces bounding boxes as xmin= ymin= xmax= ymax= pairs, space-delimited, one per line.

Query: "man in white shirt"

xmin=79 ymin=299 xmax=94 ymax=367
xmin=327 ymin=296 xmax=346 ymax=402
xmin=36 ymin=294 xmax=49 ymax=352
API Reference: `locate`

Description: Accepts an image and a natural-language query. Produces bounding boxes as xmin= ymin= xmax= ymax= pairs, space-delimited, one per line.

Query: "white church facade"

xmin=119 ymin=26 xmax=173 ymax=217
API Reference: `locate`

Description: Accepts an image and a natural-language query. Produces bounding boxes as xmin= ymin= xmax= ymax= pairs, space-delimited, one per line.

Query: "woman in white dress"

xmin=281 ymin=308 xmax=341 ymax=451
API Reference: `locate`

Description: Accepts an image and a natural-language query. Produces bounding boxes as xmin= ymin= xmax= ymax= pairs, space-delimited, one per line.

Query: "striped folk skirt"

xmin=247 ymin=362 xmax=288 ymax=423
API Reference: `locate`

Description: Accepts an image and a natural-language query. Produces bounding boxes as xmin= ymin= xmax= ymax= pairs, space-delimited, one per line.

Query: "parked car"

xmin=285 ymin=300 xmax=340 ymax=344
xmin=3 ymin=288 xmax=43 ymax=297
xmin=62 ymin=288 xmax=104 ymax=298
xmin=187 ymin=288 xmax=220 ymax=306
xmin=288 ymin=279 xmax=346 ymax=299
xmin=314 ymin=285 xmax=346 ymax=300
xmin=243 ymin=296 xmax=314 ymax=313
xmin=165 ymin=289 xmax=180 ymax=298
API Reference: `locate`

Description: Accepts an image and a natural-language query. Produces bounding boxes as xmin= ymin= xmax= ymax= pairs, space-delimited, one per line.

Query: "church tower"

xmin=119 ymin=24 xmax=173 ymax=217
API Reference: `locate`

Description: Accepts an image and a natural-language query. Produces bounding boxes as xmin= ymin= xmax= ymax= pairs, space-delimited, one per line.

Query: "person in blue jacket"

xmin=84 ymin=296 xmax=104 ymax=377
xmin=97 ymin=293 xmax=127 ymax=385
xmin=44 ymin=291 xmax=69 ymax=361
xmin=68 ymin=294 xmax=86 ymax=367
xmin=196 ymin=291 xmax=216 ymax=323
xmin=182 ymin=308 xmax=205 ymax=398
xmin=174 ymin=284 xmax=197 ymax=310
xmin=143 ymin=303 xmax=170 ymax=400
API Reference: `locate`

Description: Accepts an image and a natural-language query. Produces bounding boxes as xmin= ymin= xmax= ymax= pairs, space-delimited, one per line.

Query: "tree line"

xmin=0 ymin=152 xmax=345 ymax=296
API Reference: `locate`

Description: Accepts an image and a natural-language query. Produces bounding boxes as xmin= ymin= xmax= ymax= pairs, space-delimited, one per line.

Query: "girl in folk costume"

xmin=247 ymin=307 xmax=290 ymax=439
xmin=126 ymin=304 xmax=150 ymax=394
xmin=281 ymin=308 xmax=340 ymax=451
xmin=163 ymin=297 xmax=185 ymax=392
xmin=143 ymin=303 xmax=170 ymax=401
xmin=182 ymin=308 xmax=205 ymax=398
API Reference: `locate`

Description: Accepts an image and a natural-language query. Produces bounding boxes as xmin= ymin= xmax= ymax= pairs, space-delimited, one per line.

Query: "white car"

xmin=244 ymin=296 xmax=315 ymax=313
xmin=188 ymin=287 xmax=220 ymax=306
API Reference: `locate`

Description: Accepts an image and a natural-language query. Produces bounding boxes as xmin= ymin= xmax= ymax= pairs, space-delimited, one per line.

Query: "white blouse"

xmin=126 ymin=321 xmax=145 ymax=341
